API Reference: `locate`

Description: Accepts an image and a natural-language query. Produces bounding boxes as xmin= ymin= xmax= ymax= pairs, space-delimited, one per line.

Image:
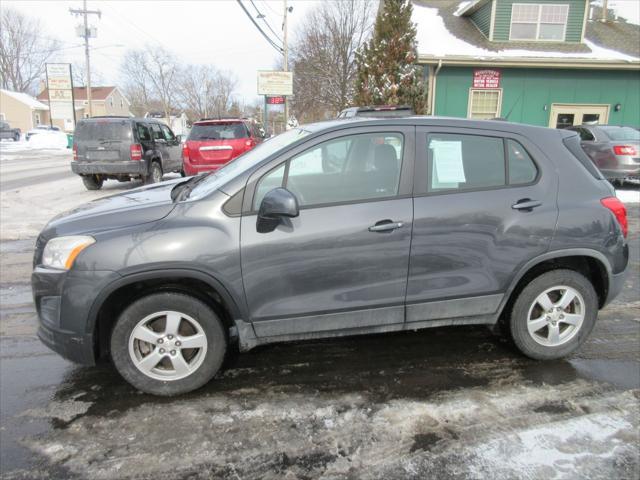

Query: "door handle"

xmin=512 ymin=199 xmax=542 ymax=211
xmin=368 ymin=220 xmax=404 ymax=232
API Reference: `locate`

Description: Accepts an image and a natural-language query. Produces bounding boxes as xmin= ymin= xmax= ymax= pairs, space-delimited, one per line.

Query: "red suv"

xmin=182 ymin=119 xmax=264 ymax=175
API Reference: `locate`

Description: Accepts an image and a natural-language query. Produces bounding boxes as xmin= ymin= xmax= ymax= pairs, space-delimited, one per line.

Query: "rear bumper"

xmin=183 ymin=161 xmax=225 ymax=176
xmin=601 ymin=166 xmax=640 ymax=180
xmin=72 ymin=161 xmax=145 ymax=175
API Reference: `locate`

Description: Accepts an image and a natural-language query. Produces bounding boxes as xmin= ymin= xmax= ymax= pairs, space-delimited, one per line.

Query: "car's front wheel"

xmin=110 ymin=292 xmax=227 ymax=396
xmin=81 ymin=174 xmax=103 ymax=190
xmin=13 ymin=132 xmax=20 ymax=142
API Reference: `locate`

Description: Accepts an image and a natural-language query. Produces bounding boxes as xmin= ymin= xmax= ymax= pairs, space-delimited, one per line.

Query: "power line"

xmin=235 ymin=0 xmax=283 ymax=54
xmin=258 ymin=0 xmax=282 ymax=18
xmin=249 ymin=0 xmax=283 ymax=43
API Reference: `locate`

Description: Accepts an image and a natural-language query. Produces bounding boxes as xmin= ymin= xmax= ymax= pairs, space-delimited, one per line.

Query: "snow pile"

xmin=413 ymin=5 xmax=639 ymax=61
xmin=616 ymin=188 xmax=640 ymax=204
xmin=28 ymin=131 xmax=69 ymax=150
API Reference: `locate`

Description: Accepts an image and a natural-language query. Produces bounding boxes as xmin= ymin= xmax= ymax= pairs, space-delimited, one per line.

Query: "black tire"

xmin=180 ymin=168 xmax=186 ymax=177
xmin=13 ymin=133 xmax=20 ymax=142
xmin=509 ymin=269 xmax=598 ymax=360
xmin=145 ymin=161 xmax=163 ymax=185
xmin=81 ymin=175 xmax=103 ymax=190
xmin=110 ymin=292 xmax=227 ymax=396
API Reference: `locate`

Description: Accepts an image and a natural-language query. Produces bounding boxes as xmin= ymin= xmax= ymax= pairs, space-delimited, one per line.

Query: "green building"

xmin=413 ymin=0 xmax=640 ymax=128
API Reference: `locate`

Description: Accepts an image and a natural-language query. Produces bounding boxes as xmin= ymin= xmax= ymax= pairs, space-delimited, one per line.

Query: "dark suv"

xmin=72 ymin=117 xmax=184 ymax=190
xmin=0 ymin=120 xmax=21 ymax=141
xmin=32 ymin=117 xmax=629 ymax=396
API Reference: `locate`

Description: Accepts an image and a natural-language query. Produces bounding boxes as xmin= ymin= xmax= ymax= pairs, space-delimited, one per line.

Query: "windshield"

xmin=188 ymin=122 xmax=248 ymax=141
xmin=75 ymin=121 xmax=132 ymax=142
xmin=599 ymin=126 xmax=640 ymax=142
xmin=188 ymin=127 xmax=311 ymax=200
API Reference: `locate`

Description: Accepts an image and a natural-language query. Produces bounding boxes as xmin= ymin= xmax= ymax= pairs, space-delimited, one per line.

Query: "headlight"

xmin=42 ymin=236 xmax=95 ymax=270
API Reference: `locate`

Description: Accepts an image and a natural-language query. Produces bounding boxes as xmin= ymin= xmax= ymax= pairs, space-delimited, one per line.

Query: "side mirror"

xmin=257 ymin=188 xmax=299 ymax=233
xmin=175 ymin=134 xmax=182 ymax=143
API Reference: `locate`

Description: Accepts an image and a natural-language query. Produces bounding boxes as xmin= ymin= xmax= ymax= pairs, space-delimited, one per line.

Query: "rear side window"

xmin=574 ymin=128 xmax=595 ymax=141
xmin=136 ymin=123 xmax=151 ymax=142
xmin=426 ymin=134 xmax=537 ymax=192
xmin=562 ymin=135 xmax=603 ymax=180
xmin=150 ymin=124 xmax=163 ymax=141
xmin=188 ymin=122 xmax=248 ymax=141
xmin=75 ymin=121 xmax=132 ymax=141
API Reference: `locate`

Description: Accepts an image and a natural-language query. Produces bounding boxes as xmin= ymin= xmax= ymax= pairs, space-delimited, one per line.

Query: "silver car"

xmin=568 ymin=125 xmax=640 ymax=182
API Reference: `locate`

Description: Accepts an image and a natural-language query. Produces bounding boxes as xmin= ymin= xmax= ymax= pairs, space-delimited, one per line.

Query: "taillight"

xmin=613 ymin=145 xmax=637 ymax=156
xmin=182 ymin=143 xmax=190 ymax=162
xmin=130 ymin=143 xmax=142 ymax=161
xmin=601 ymin=197 xmax=628 ymax=238
xmin=72 ymin=143 xmax=77 ymax=161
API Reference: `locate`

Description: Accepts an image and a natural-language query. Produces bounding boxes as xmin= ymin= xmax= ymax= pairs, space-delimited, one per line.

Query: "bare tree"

xmin=119 ymin=46 xmax=179 ymax=118
xmin=213 ymin=70 xmax=238 ymax=117
xmin=179 ymin=64 xmax=219 ymax=119
xmin=291 ymin=0 xmax=374 ymax=122
xmin=0 ymin=8 xmax=61 ymax=94
xmin=72 ymin=62 xmax=103 ymax=87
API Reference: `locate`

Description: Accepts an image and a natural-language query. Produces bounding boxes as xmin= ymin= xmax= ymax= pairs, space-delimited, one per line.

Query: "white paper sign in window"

xmin=430 ymin=140 xmax=466 ymax=185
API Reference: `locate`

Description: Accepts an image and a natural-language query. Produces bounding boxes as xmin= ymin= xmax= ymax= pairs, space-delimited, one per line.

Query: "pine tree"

xmin=354 ymin=0 xmax=427 ymax=113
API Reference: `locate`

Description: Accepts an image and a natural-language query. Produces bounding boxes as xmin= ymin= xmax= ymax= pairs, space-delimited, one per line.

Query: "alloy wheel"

xmin=526 ymin=285 xmax=585 ymax=347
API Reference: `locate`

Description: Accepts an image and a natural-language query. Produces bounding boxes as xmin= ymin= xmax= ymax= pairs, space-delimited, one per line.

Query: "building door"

xmin=549 ymin=104 xmax=610 ymax=129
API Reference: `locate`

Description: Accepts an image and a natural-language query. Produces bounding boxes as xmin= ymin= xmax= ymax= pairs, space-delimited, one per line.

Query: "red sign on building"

xmin=266 ymin=96 xmax=285 ymax=105
xmin=473 ymin=69 xmax=501 ymax=89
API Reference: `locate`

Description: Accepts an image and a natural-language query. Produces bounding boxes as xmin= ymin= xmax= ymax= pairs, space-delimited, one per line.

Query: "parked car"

xmin=0 ymin=120 xmax=21 ymax=141
xmin=566 ymin=125 xmax=639 ymax=182
xmin=32 ymin=117 xmax=628 ymax=396
xmin=71 ymin=117 xmax=184 ymax=190
xmin=26 ymin=124 xmax=60 ymax=141
xmin=182 ymin=118 xmax=264 ymax=176
xmin=337 ymin=105 xmax=415 ymax=118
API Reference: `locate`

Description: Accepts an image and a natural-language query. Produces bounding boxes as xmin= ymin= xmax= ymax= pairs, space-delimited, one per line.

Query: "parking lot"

xmin=1 ymin=146 xmax=639 ymax=480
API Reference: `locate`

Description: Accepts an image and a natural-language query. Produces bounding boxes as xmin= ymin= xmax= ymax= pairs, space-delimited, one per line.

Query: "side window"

xmin=161 ymin=125 xmax=176 ymax=142
xmin=136 ymin=123 xmax=151 ymax=142
xmin=286 ymin=133 xmax=403 ymax=207
xmin=150 ymin=124 xmax=163 ymax=141
xmin=253 ymin=163 xmax=286 ymax=209
xmin=507 ymin=139 xmax=538 ymax=185
xmin=427 ymin=133 xmax=505 ymax=191
xmin=577 ymin=128 xmax=595 ymax=141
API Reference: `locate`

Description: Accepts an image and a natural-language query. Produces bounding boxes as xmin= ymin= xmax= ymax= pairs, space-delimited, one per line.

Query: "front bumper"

xmin=32 ymin=266 xmax=121 ymax=365
xmin=72 ymin=161 xmax=145 ymax=175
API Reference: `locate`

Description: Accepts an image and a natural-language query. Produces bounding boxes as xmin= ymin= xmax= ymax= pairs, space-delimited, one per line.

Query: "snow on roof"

xmin=592 ymin=0 xmax=640 ymax=26
xmin=413 ymin=5 xmax=639 ymax=62
xmin=1 ymin=89 xmax=49 ymax=110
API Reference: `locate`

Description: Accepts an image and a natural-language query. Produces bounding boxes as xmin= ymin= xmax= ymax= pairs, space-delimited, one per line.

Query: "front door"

xmin=406 ymin=127 xmax=558 ymax=324
xmin=549 ymin=104 xmax=610 ymax=129
xmin=240 ymin=128 xmax=414 ymax=337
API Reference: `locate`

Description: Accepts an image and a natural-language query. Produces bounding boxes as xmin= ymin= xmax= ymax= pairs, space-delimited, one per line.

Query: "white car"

xmin=26 ymin=124 xmax=60 ymax=141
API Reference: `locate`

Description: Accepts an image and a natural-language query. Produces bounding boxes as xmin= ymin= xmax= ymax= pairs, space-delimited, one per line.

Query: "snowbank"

xmin=413 ymin=5 xmax=639 ymax=61
xmin=616 ymin=188 xmax=640 ymax=204
xmin=28 ymin=131 xmax=69 ymax=149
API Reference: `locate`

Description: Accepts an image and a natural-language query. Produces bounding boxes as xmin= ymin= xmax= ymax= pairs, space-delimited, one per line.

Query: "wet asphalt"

xmin=0 ymin=200 xmax=638 ymax=478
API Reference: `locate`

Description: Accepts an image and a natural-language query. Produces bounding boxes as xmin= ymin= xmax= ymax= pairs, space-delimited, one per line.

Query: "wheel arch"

xmin=87 ymin=268 xmax=245 ymax=361
xmin=498 ymin=249 xmax=611 ymax=322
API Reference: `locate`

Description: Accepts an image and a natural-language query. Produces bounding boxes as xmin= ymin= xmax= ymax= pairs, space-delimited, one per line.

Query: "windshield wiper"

xmin=170 ymin=173 xmax=210 ymax=202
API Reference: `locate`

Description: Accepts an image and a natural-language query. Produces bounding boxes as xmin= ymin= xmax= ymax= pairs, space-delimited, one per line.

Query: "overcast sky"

xmin=5 ymin=0 xmax=324 ymax=105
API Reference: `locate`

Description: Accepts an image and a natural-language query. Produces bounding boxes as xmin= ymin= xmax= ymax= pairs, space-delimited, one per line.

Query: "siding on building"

xmin=0 ymin=91 xmax=50 ymax=132
xmin=434 ymin=66 xmax=640 ymax=126
xmin=469 ymin=0 xmax=494 ymax=38
xmin=493 ymin=0 xmax=587 ymax=42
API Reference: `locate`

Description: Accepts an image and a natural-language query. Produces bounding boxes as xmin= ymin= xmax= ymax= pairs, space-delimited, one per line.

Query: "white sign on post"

xmin=257 ymin=71 xmax=293 ymax=96
xmin=45 ymin=63 xmax=74 ymax=124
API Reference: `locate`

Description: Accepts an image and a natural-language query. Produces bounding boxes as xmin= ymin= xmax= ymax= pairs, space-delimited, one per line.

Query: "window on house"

xmin=35 ymin=113 xmax=41 ymax=124
xmin=120 ymin=99 xmax=123 ymax=108
xmin=510 ymin=3 xmax=569 ymax=41
xmin=468 ymin=89 xmax=502 ymax=119
xmin=109 ymin=98 xmax=114 ymax=108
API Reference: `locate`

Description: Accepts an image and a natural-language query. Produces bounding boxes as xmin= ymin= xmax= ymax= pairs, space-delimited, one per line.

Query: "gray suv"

xmin=72 ymin=117 xmax=184 ymax=190
xmin=32 ymin=118 xmax=629 ymax=396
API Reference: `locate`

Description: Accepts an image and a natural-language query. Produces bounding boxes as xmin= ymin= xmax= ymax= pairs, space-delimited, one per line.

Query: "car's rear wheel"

xmin=13 ymin=132 xmax=20 ymax=142
xmin=110 ymin=292 xmax=226 ymax=396
xmin=145 ymin=161 xmax=163 ymax=184
xmin=509 ymin=269 xmax=597 ymax=360
xmin=81 ymin=174 xmax=103 ymax=190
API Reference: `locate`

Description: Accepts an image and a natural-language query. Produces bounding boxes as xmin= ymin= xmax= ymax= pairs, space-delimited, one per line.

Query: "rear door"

xmin=75 ymin=120 xmax=133 ymax=164
xmin=240 ymin=126 xmax=415 ymax=337
xmin=406 ymin=126 xmax=558 ymax=324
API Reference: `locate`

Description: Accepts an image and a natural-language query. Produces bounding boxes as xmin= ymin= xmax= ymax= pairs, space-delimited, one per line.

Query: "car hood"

xmin=43 ymin=178 xmax=184 ymax=237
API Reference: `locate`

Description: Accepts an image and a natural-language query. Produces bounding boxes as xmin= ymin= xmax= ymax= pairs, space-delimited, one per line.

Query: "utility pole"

xmin=601 ymin=0 xmax=608 ymax=22
xmin=283 ymin=0 xmax=289 ymax=131
xmin=69 ymin=1 xmax=101 ymax=118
